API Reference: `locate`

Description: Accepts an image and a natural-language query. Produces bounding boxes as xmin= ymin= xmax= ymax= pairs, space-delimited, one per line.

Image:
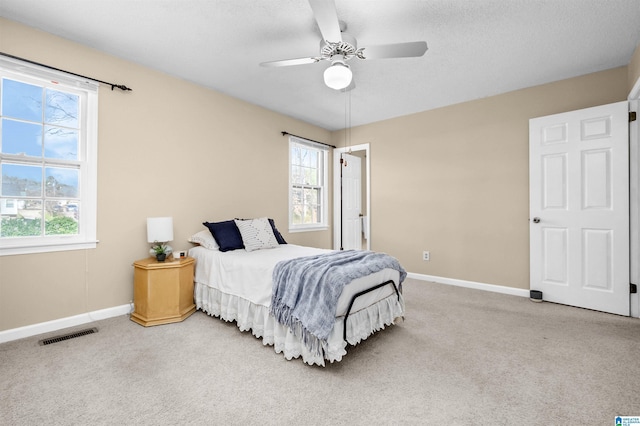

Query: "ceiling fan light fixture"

xmin=323 ymin=60 xmax=352 ymax=90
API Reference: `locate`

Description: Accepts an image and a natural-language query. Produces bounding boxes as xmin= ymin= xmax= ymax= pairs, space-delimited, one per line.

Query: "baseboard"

xmin=407 ymin=272 xmax=530 ymax=298
xmin=0 ymin=304 xmax=133 ymax=344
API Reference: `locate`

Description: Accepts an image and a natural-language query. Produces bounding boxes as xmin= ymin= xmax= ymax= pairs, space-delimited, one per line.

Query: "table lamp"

xmin=147 ymin=217 xmax=173 ymax=261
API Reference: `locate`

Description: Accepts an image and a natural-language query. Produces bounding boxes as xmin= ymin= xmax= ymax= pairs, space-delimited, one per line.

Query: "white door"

xmin=341 ymin=153 xmax=362 ymax=250
xmin=529 ymin=101 xmax=630 ymax=316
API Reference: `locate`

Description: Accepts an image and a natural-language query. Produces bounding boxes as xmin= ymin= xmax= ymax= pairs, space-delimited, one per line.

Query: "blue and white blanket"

xmin=270 ymin=250 xmax=407 ymax=357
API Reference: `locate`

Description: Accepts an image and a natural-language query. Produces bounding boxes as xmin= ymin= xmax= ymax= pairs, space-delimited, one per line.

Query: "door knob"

xmin=532 ymin=217 xmax=541 ymax=223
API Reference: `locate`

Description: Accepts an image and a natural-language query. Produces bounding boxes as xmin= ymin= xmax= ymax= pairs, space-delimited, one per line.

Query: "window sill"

xmin=288 ymin=225 xmax=329 ymax=233
xmin=0 ymin=240 xmax=98 ymax=256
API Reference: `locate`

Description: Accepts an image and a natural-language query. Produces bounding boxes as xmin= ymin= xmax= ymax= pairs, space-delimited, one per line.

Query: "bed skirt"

xmin=194 ymin=282 xmax=405 ymax=366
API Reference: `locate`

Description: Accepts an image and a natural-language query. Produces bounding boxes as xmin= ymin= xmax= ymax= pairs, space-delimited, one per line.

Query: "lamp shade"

xmin=323 ymin=62 xmax=352 ymax=90
xmin=147 ymin=217 xmax=174 ymax=243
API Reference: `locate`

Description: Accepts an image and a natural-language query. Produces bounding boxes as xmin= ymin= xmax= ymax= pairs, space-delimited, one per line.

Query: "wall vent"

xmin=38 ymin=327 xmax=98 ymax=346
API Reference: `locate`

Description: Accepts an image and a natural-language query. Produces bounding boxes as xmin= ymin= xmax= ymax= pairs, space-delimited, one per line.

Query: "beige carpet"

xmin=1 ymin=279 xmax=639 ymax=425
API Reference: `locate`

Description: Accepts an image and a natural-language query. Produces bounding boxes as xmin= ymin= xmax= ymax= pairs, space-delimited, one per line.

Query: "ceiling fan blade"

xmin=260 ymin=57 xmax=321 ymax=67
xmin=360 ymin=41 xmax=428 ymax=60
xmin=308 ymin=0 xmax=342 ymax=43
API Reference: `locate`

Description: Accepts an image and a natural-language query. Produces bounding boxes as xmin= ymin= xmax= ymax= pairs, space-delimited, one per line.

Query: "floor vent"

xmin=38 ymin=327 xmax=98 ymax=346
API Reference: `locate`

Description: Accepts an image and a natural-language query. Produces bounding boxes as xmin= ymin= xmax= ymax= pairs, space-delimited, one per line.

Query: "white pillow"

xmin=234 ymin=217 xmax=279 ymax=252
xmin=188 ymin=230 xmax=219 ymax=250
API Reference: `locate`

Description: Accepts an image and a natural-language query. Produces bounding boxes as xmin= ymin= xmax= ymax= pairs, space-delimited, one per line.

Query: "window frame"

xmin=0 ymin=56 xmax=99 ymax=256
xmin=288 ymin=136 xmax=329 ymax=232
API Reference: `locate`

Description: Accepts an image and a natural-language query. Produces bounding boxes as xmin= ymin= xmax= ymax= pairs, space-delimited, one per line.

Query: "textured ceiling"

xmin=1 ymin=0 xmax=639 ymax=131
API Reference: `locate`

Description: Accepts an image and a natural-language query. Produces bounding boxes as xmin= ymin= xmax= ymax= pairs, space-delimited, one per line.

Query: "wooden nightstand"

xmin=131 ymin=256 xmax=196 ymax=327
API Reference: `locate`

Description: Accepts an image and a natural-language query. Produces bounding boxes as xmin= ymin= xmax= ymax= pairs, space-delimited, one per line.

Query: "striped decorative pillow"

xmin=234 ymin=217 xmax=279 ymax=252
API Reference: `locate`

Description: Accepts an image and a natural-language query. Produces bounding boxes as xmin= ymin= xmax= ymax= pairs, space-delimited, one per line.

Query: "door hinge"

xmin=631 ymin=283 xmax=638 ymax=294
xmin=630 ymin=111 xmax=637 ymax=122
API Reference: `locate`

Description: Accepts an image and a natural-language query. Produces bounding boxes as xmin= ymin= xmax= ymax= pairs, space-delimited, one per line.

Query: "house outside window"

xmin=0 ymin=56 xmax=98 ymax=256
xmin=288 ymin=136 xmax=328 ymax=232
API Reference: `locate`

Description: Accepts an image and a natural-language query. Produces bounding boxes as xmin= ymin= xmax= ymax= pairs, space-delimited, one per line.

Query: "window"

xmin=289 ymin=136 xmax=329 ymax=232
xmin=0 ymin=56 xmax=98 ymax=256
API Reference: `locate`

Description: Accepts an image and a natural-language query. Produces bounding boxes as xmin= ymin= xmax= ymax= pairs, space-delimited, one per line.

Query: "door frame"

xmin=629 ymin=78 xmax=640 ymax=318
xmin=333 ymin=143 xmax=370 ymax=251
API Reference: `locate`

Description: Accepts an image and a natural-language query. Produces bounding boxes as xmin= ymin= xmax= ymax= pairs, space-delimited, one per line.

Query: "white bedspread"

xmin=189 ymin=244 xmax=405 ymax=365
xmin=190 ymin=244 xmax=400 ymax=316
xmin=192 ymin=244 xmax=330 ymax=306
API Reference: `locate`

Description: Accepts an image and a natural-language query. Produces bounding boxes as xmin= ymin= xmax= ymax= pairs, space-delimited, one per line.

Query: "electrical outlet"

xmin=423 ymin=251 xmax=430 ymax=261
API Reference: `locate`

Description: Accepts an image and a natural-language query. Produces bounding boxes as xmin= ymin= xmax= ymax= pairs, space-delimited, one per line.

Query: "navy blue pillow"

xmin=203 ymin=220 xmax=244 ymax=252
xmin=268 ymin=218 xmax=287 ymax=245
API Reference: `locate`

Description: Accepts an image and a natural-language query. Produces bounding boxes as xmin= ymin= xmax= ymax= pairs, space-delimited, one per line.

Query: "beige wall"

xmin=0 ymin=18 xmax=331 ymax=331
xmin=333 ymin=66 xmax=629 ymax=289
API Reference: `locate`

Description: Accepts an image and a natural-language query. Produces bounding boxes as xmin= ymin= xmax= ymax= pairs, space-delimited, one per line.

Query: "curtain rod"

xmin=0 ymin=52 xmax=132 ymax=92
xmin=281 ymin=131 xmax=336 ymax=149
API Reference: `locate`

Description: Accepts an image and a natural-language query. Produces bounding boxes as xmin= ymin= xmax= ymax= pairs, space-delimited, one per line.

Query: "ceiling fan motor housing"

xmin=320 ymin=32 xmax=359 ymax=60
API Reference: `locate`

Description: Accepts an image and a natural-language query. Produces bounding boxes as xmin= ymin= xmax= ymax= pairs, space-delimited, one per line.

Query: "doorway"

xmin=333 ymin=144 xmax=370 ymax=251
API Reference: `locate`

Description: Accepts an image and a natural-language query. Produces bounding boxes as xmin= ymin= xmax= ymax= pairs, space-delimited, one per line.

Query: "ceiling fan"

xmin=259 ymin=0 xmax=428 ymax=91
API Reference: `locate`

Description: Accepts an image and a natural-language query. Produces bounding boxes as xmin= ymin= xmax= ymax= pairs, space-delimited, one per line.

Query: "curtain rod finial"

xmin=111 ymin=84 xmax=132 ymax=91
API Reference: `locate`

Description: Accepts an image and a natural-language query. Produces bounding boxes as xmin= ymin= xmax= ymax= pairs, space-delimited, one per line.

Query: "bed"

xmin=187 ymin=218 xmax=406 ymax=366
